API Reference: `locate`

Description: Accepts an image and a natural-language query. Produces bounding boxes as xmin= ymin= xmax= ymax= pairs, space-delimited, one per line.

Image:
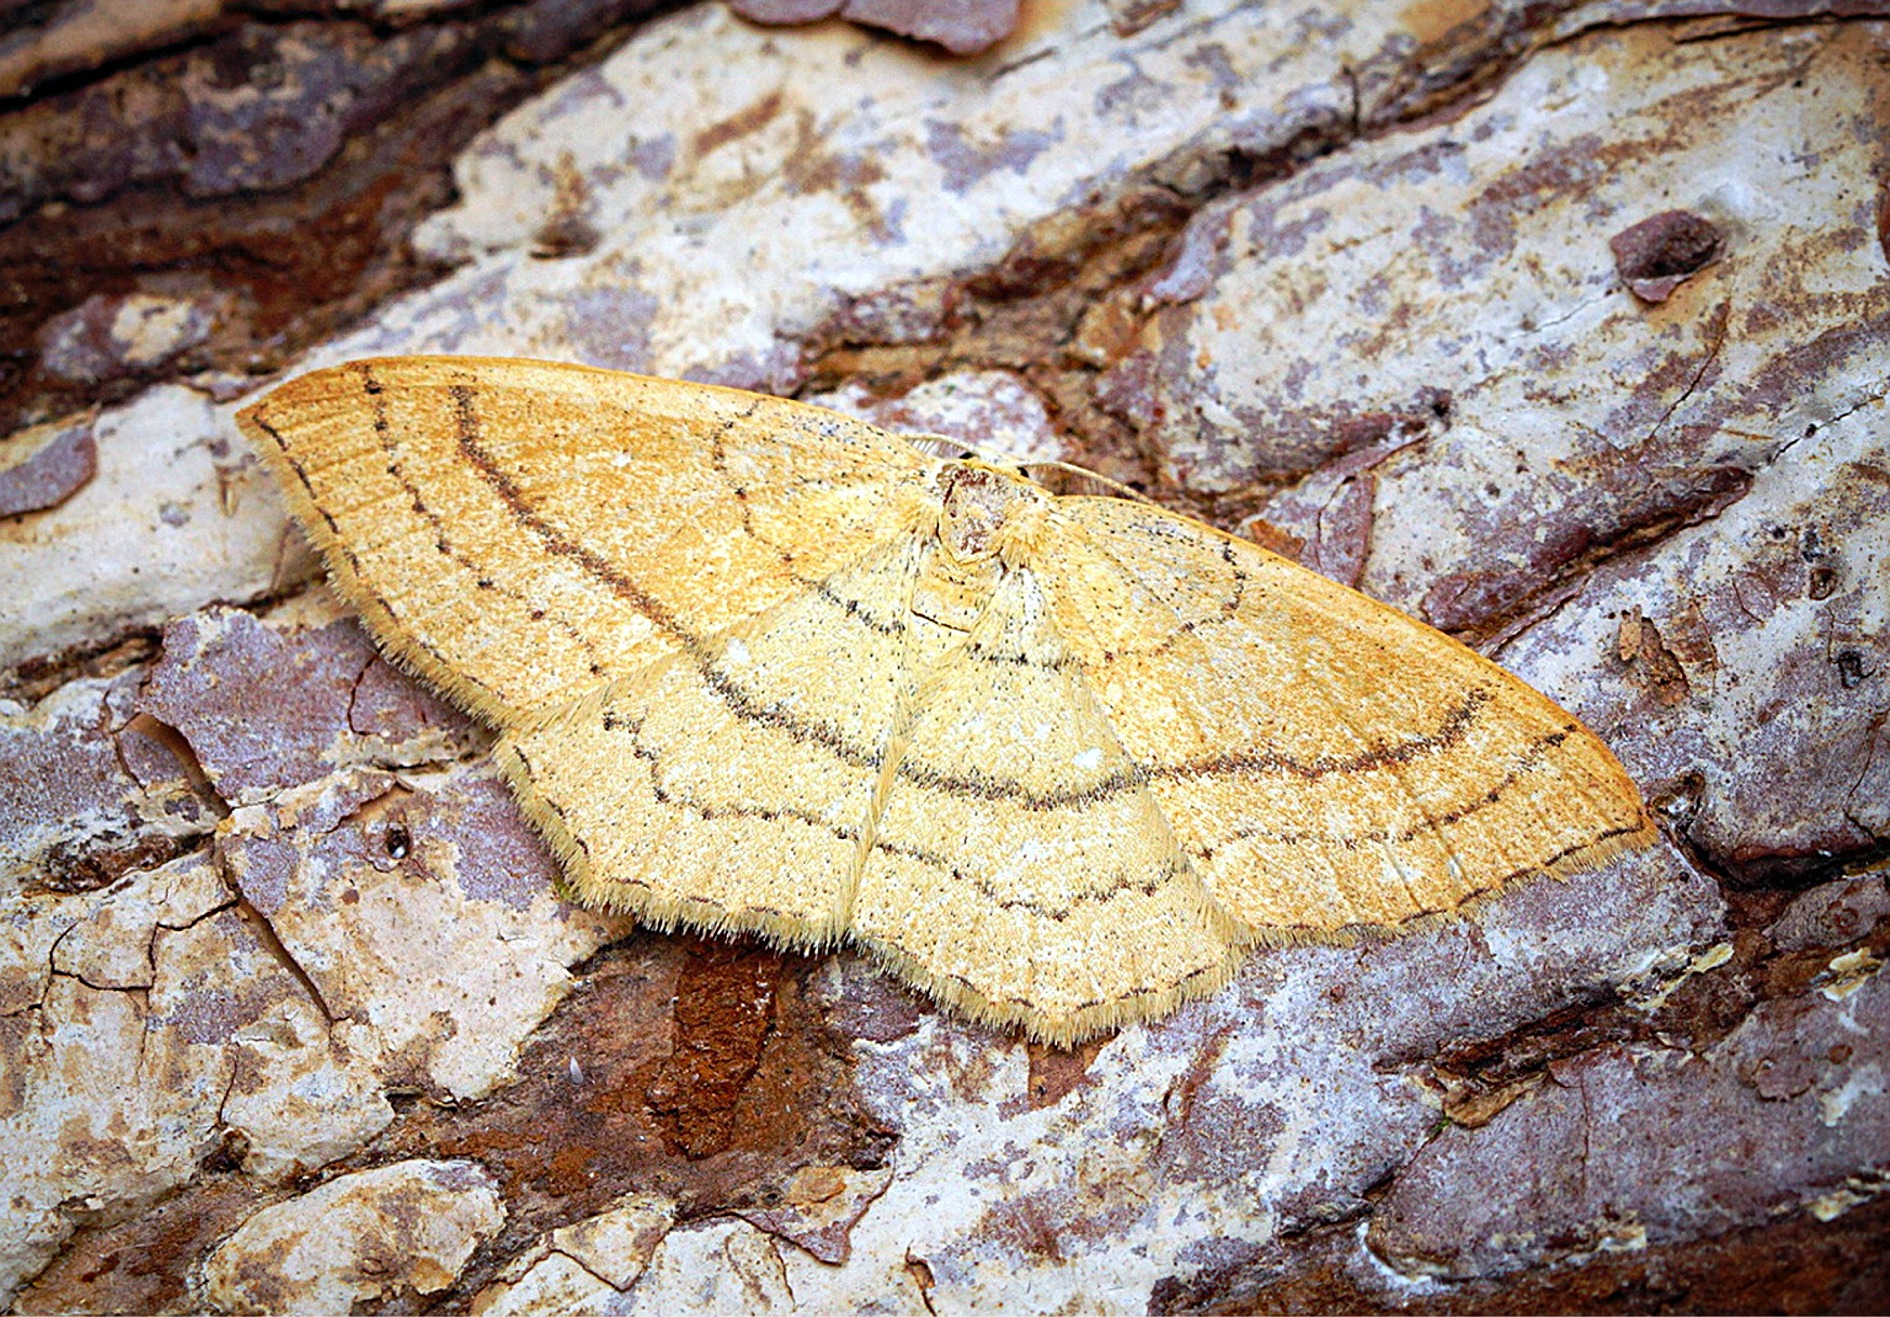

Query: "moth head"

xmin=936 ymin=461 xmax=1050 ymax=565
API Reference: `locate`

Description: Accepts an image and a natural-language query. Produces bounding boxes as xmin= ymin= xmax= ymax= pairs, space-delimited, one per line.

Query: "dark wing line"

xmin=871 ymin=837 xmax=1185 ymax=921
xmin=814 ymin=579 xmax=907 ymax=635
xmin=248 ymin=407 xmax=511 ymax=709
xmin=1192 ymin=819 xmax=1651 ymax=939
xmin=446 ymin=377 xmax=938 ymax=653
xmin=631 ymin=393 xmax=936 ymax=577
xmin=707 ymin=394 xmax=769 ymax=541
xmin=508 ymin=709 xmax=858 ymax=931
xmin=1147 ymin=689 xmax=1492 ymax=782
xmin=895 ymin=757 xmax=1146 ymax=811
xmin=677 ymin=629 xmax=1144 ymax=806
xmin=1188 ymin=724 xmax=1575 ymax=856
xmin=502 ymin=739 xmax=594 ymax=867
xmin=669 ymin=561 xmax=1504 ymax=809
xmin=618 ymin=709 xmax=861 ymax=839
xmin=1058 ymin=505 xmax=1474 ymax=914
xmin=348 ymin=363 xmax=611 ymax=677
xmin=449 ymin=383 xmax=700 ymax=647
xmin=1065 ymin=514 xmax=1496 ymax=783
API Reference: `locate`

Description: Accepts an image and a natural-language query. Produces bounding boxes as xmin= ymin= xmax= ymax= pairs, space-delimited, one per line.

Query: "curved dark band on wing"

xmin=608 ymin=709 xmax=862 ymax=841
xmin=527 ymin=710 xmax=855 ymax=928
xmin=1188 ymin=723 xmax=1574 ymax=856
xmin=683 ymin=645 xmax=1500 ymax=809
xmin=691 ymin=642 xmax=1144 ymax=808
xmin=872 ymin=838 xmax=1183 ymax=920
xmin=813 ymin=579 xmax=907 ymax=635
xmin=1150 ymin=688 xmax=1492 ymax=781
xmin=687 ymin=664 xmax=886 ymax=772
xmin=895 ymin=758 xmax=1145 ymax=810
xmin=1242 ymin=820 xmax=1654 ymax=932
xmin=350 ymin=365 xmax=608 ymax=676
xmin=250 ymin=407 xmax=510 ymax=708
xmin=449 ymin=382 xmax=699 ymax=646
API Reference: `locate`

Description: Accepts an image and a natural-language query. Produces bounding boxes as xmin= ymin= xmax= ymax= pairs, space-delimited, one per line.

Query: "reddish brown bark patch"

xmin=1615 ymin=608 xmax=1695 ymax=707
xmin=0 ymin=2 xmax=668 ymax=441
xmin=1018 ymin=1035 xmax=1109 ymax=1111
xmin=1610 ymin=209 xmax=1725 ymax=303
xmin=10 ymin=1177 xmax=265 ymax=1317
xmin=364 ymin=934 xmax=895 ymax=1301
xmin=1150 ymin=1190 xmax=1890 ymax=1314
xmin=639 ymin=938 xmax=788 ymax=1158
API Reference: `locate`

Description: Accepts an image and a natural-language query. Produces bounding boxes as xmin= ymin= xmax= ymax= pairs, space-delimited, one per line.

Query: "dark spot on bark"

xmin=1020 ymin=1036 xmax=1109 ymax=1110
xmin=199 ymin=1129 xmax=250 ymax=1175
xmin=1834 ymin=649 xmax=1873 ymax=689
xmin=1610 ymin=210 xmax=1725 ymax=303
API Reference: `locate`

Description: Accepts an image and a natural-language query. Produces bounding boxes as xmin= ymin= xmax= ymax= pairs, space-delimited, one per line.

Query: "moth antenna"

xmin=904 ymin=432 xmax=985 ymax=462
xmin=1019 ymin=459 xmax=1158 ymax=505
xmin=905 ymin=429 xmax=1157 ymax=507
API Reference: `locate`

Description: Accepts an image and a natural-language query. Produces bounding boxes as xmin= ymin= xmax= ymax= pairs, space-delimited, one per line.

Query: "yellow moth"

xmin=238 ymin=356 xmax=1655 ymax=1045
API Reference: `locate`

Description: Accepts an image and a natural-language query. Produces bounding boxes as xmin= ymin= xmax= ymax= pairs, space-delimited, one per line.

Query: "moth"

xmin=238 ymin=356 xmax=1654 ymax=1045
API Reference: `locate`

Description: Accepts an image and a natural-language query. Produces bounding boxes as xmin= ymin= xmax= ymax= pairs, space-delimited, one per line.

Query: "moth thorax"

xmin=937 ymin=463 xmax=1047 ymax=563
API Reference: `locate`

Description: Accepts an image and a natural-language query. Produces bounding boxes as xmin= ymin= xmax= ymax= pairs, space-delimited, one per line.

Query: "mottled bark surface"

xmin=1 ymin=0 xmax=1885 ymax=1312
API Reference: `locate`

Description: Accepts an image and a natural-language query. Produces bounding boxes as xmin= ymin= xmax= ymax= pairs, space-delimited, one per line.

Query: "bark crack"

xmin=545 ymin=1247 xmax=628 ymax=1293
xmin=232 ymin=895 xmax=337 ymax=1027
xmin=1642 ymin=303 xmax=1730 ymax=451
